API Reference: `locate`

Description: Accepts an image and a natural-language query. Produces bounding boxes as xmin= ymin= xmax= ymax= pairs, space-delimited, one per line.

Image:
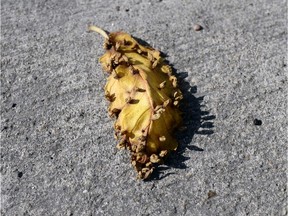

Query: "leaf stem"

xmin=88 ymin=25 xmax=109 ymax=39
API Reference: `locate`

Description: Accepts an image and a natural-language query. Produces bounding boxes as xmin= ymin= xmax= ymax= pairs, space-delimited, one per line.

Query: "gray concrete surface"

xmin=1 ymin=0 xmax=287 ymax=215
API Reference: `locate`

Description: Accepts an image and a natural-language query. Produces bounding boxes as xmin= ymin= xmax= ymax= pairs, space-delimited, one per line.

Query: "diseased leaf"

xmin=89 ymin=25 xmax=183 ymax=179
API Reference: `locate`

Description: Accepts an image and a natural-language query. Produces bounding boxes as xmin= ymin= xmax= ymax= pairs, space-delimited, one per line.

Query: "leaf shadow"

xmin=149 ymin=68 xmax=215 ymax=181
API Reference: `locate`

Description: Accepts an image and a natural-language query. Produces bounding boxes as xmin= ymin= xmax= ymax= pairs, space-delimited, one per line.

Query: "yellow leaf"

xmin=89 ymin=25 xmax=183 ymax=179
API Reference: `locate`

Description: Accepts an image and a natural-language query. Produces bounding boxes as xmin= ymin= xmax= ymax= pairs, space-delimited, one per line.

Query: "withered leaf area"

xmin=89 ymin=26 xmax=183 ymax=179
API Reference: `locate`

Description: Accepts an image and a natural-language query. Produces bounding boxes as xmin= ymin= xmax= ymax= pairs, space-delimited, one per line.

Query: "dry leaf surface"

xmin=89 ymin=26 xmax=183 ymax=179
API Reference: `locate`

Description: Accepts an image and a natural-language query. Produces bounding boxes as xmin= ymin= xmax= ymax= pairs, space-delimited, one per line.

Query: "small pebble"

xmin=253 ymin=119 xmax=262 ymax=126
xmin=194 ymin=24 xmax=203 ymax=31
xmin=17 ymin=171 xmax=23 ymax=178
xmin=207 ymin=190 xmax=217 ymax=199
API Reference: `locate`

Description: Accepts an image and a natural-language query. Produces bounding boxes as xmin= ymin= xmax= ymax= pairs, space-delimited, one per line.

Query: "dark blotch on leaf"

xmin=129 ymin=99 xmax=140 ymax=104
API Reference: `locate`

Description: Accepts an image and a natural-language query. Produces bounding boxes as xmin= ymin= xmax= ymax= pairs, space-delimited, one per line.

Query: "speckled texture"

xmin=1 ymin=0 xmax=287 ymax=215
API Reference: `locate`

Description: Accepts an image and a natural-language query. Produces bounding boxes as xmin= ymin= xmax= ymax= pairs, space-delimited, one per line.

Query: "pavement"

xmin=1 ymin=0 xmax=287 ymax=215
